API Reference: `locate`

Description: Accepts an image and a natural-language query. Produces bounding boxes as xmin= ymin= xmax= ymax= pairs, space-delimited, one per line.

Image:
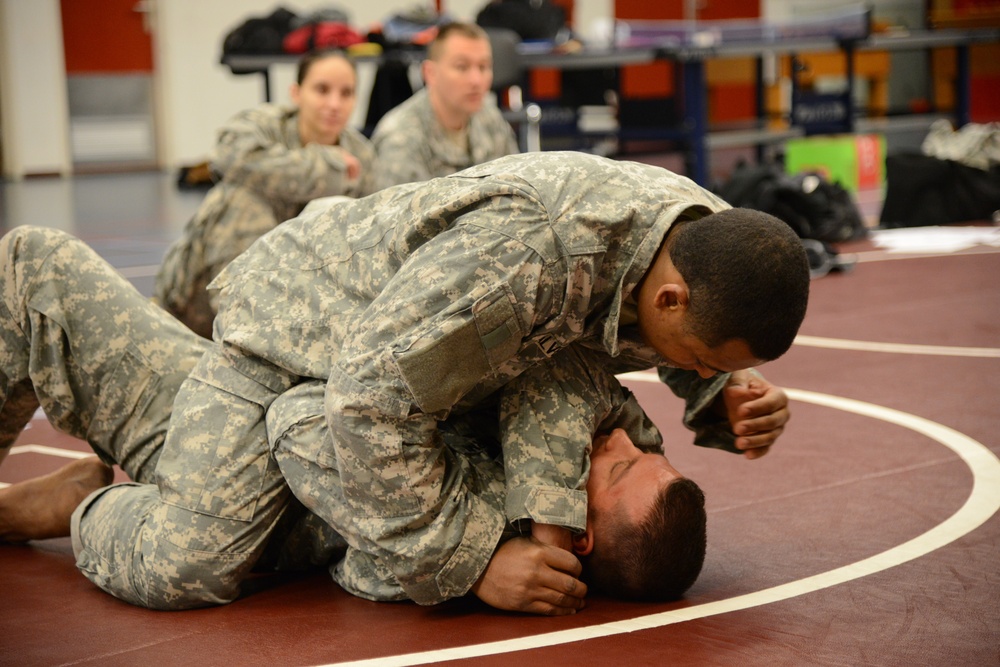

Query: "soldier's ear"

xmin=654 ymin=283 xmax=687 ymax=311
xmin=572 ymin=525 xmax=594 ymax=556
xmin=421 ymin=59 xmax=435 ymax=87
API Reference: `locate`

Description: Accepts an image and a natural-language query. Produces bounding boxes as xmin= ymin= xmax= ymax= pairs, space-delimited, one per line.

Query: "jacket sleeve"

xmin=498 ymin=345 xmax=661 ymax=533
xmin=338 ymin=128 xmax=378 ymax=198
xmin=657 ymin=366 xmax=742 ymax=453
xmin=325 ymin=213 xmax=561 ymax=605
xmin=212 ymin=108 xmax=359 ymax=205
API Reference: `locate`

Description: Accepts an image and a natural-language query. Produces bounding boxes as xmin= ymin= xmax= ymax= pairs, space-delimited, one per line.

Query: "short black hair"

xmin=583 ymin=478 xmax=707 ymax=601
xmin=669 ymin=208 xmax=810 ymax=360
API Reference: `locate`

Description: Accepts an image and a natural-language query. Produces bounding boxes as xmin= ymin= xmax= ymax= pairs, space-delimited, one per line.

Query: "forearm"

xmin=322 ymin=219 xmax=552 ymax=602
xmin=657 ymin=366 xmax=769 ymax=453
xmin=326 ymin=367 xmax=506 ymax=604
xmin=500 ymin=347 xmax=661 ymax=530
xmin=596 ymin=386 xmax=664 ymax=453
xmin=224 ymin=144 xmax=354 ymax=204
xmin=499 ymin=352 xmax=605 ymax=532
xmin=658 ymin=366 xmax=739 ymax=452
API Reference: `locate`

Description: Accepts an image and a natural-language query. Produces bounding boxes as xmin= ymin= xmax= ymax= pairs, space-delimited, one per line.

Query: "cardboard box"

xmin=785 ymin=134 xmax=886 ymax=193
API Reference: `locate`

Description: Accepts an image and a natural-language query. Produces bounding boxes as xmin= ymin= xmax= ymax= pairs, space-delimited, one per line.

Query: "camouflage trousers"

xmin=0 ymin=227 xmax=308 ymax=609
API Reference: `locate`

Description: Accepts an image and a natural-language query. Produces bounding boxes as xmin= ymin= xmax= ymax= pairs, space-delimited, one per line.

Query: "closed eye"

xmin=611 ymin=458 xmax=637 ymax=484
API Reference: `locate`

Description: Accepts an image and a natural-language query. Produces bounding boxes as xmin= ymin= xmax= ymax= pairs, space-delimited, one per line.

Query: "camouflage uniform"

xmin=208 ymin=152 xmax=739 ymax=604
xmin=0 ymin=228 xmax=666 ymax=607
xmin=154 ymin=103 xmax=377 ymax=338
xmin=0 ymin=226 xmax=344 ymax=609
xmin=267 ymin=345 xmax=669 ymax=602
xmin=370 ymin=88 xmax=518 ymax=191
xmin=0 ymin=152 xmax=742 ymax=609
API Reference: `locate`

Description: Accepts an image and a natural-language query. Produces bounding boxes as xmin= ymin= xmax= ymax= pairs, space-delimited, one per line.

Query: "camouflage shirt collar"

xmin=600 ymin=202 xmax=715 ymax=357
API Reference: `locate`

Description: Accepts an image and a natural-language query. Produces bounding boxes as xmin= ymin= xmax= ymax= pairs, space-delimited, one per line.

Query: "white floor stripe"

xmin=853 ymin=245 xmax=1000 ymax=263
xmin=320 ymin=387 xmax=1000 ymax=667
xmin=617 ymin=370 xmax=659 ymax=382
xmin=115 ymin=264 xmax=160 ymax=279
xmin=0 ymin=445 xmax=96 ymax=488
xmin=8 ymin=444 xmax=94 ymax=460
xmin=793 ymin=334 xmax=1000 ymax=358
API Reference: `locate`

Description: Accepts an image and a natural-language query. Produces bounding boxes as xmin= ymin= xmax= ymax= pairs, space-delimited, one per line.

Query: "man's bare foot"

xmin=0 ymin=457 xmax=114 ymax=543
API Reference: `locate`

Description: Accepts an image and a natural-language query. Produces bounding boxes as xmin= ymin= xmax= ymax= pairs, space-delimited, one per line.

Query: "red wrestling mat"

xmin=2 ymin=243 xmax=998 ymax=667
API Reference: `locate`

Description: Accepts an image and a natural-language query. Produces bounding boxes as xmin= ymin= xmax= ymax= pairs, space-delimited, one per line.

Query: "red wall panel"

xmin=61 ymin=0 xmax=152 ymax=73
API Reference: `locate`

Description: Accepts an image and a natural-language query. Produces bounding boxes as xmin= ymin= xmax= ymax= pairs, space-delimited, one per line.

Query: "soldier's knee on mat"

xmin=1 ymin=224 xmax=73 ymax=256
xmin=141 ymin=555 xmax=248 ymax=610
xmin=78 ymin=553 xmax=243 ymax=612
xmin=73 ymin=485 xmax=249 ymax=611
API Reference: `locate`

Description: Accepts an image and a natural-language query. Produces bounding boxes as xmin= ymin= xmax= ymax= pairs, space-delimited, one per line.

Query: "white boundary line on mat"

xmin=320 ymin=384 xmax=1000 ymax=667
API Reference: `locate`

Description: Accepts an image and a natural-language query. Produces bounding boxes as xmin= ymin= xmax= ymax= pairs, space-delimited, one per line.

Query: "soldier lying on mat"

xmin=0 ymin=152 xmax=808 ymax=615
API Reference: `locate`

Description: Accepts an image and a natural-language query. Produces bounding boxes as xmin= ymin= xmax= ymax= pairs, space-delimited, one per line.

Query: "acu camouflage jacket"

xmin=212 ymin=152 xmax=740 ymax=604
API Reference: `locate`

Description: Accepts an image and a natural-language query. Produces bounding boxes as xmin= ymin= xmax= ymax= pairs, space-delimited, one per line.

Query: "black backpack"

xmin=222 ymin=7 xmax=298 ymax=59
xmin=717 ymin=161 xmax=867 ymax=243
xmin=881 ymin=151 xmax=1000 ymax=227
xmin=476 ymin=0 xmax=567 ymax=42
xmin=716 ymin=162 xmax=866 ymax=278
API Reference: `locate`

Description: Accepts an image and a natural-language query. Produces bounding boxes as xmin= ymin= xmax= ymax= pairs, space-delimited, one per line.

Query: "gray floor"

xmin=0 ymin=171 xmax=203 ymax=296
